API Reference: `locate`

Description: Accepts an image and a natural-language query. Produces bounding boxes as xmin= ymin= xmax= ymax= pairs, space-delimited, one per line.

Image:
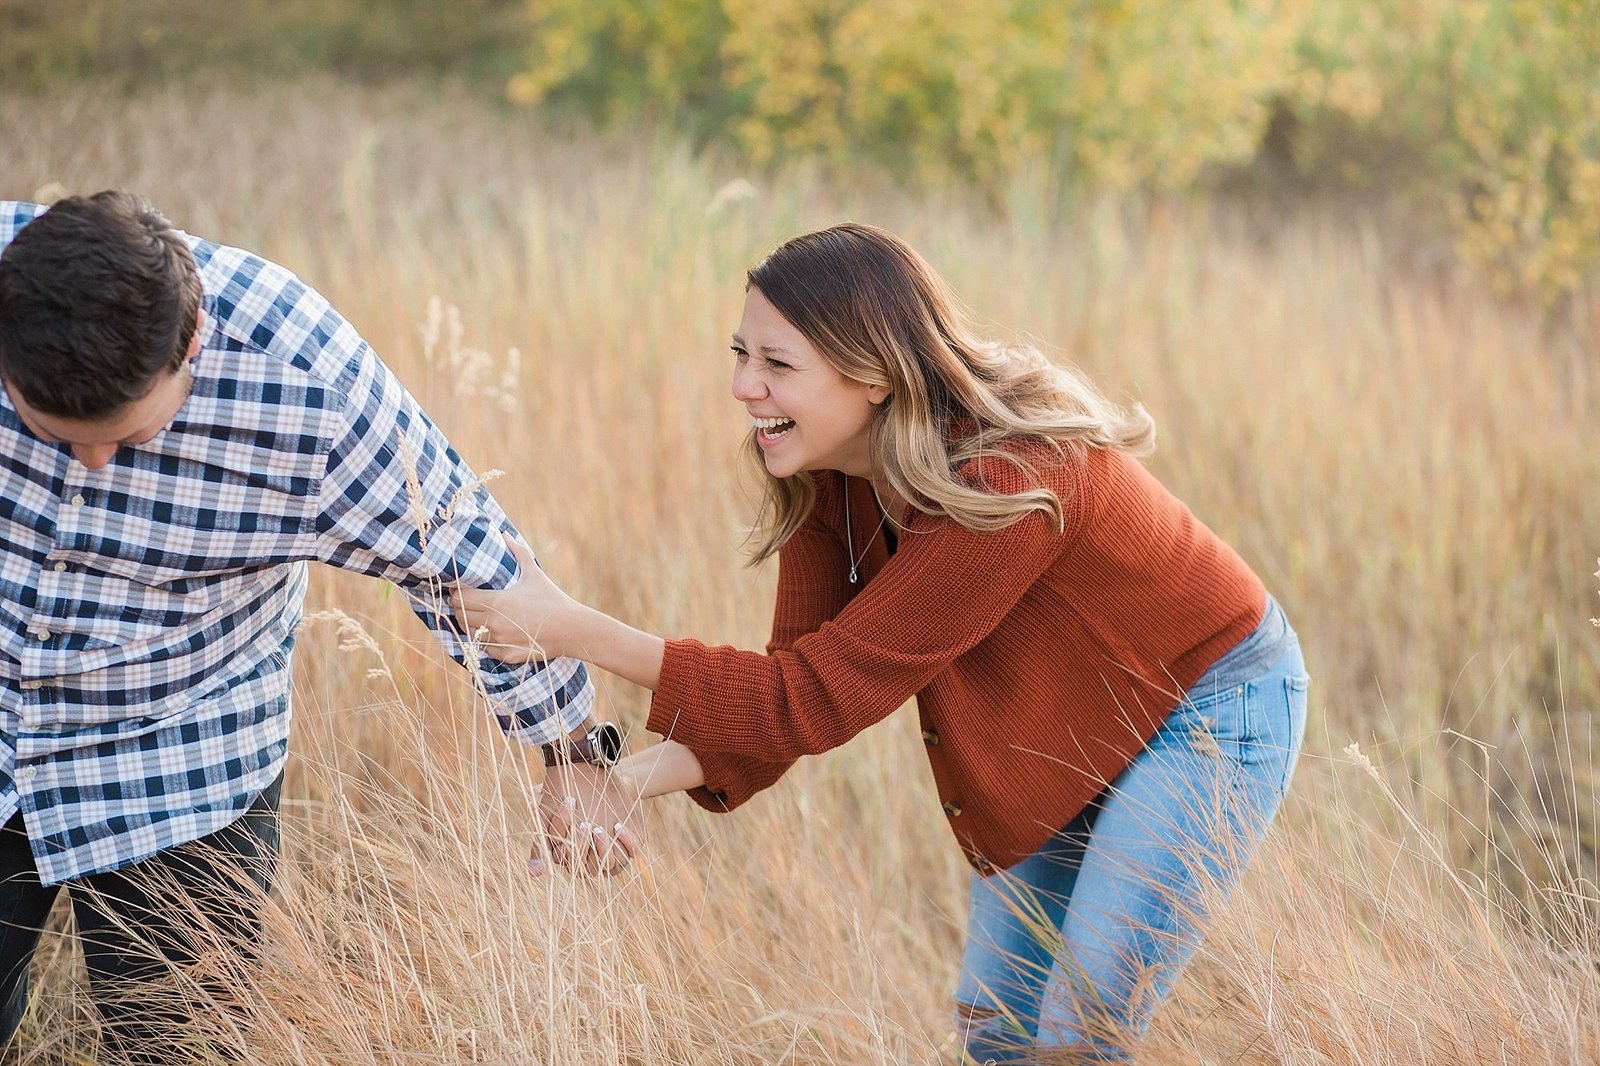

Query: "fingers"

xmin=543 ymin=822 xmax=628 ymax=877
xmin=446 ymin=588 xmax=493 ymax=645
xmin=531 ymin=795 xmax=637 ymax=878
xmin=483 ymin=640 xmax=535 ymax=664
xmin=586 ymin=822 xmax=625 ymax=877
xmin=448 ymin=591 xmax=535 ymax=663
xmin=502 ymin=533 xmax=538 ymax=571
xmin=594 ymin=820 xmax=636 ymax=876
xmin=611 ymin=819 xmax=642 ymax=859
xmin=574 ymin=819 xmax=632 ymax=877
xmin=446 ymin=536 xmax=552 ymax=663
xmin=537 ymin=792 xmax=577 ymax=839
xmin=529 ymin=763 xmax=645 ymax=879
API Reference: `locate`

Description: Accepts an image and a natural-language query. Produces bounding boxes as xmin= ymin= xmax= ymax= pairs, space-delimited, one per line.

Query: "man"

xmin=0 ymin=190 xmax=635 ymax=1060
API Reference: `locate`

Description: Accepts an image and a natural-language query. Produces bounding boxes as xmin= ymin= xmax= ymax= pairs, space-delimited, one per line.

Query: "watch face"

xmin=590 ymin=722 xmax=624 ymax=766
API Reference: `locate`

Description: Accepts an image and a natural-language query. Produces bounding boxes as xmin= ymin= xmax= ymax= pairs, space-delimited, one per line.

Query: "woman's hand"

xmin=453 ymin=536 xmax=576 ymax=663
xmin=456 ymin=532 xmax=669 ymax=691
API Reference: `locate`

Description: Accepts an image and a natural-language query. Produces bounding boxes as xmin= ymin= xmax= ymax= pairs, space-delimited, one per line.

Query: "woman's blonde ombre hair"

xmin=742 ymin=223 xmax=1155 ymax=564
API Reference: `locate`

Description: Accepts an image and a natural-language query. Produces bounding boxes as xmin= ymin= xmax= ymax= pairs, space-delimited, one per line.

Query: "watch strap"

xmin=541 ymin=721 xmax=623 ymax=768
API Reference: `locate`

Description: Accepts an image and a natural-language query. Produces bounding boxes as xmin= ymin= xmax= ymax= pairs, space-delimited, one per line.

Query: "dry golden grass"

xmin=1 ymin=80 xmax=1596 ymax=1064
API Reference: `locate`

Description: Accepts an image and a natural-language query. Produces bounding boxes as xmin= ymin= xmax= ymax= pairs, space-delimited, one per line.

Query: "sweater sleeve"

xmin=680 ymin=508 xmax=850 ymax=811
xmin=648 ymin=453 xmax=1089 ymax=764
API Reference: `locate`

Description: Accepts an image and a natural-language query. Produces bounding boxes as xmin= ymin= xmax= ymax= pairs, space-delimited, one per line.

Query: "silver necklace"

xmin=843 ymin=481 xmax=890 ymax=584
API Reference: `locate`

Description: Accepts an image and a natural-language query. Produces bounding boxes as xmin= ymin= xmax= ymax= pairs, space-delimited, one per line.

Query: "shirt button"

xmin=941 ymin=800 xmax=963 ymax=818
xmin=70 ymin=494 xmax=85 ymax=507
xmin=32 ymin=628 xmax=50 ymax=641
xmin=52 ymin=562 xmax=67 ymax=572
xmin=920 ymin=729 xmax=939 ymax=746
xmin=18 ymin=766 xmax=37 ymax=783
xmin=20 ymin=681 xmax=41 ymax=691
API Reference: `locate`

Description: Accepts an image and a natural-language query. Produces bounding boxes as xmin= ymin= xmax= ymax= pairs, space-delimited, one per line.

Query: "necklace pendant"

xmin=848 ymin=565 xmax=859 ymax=584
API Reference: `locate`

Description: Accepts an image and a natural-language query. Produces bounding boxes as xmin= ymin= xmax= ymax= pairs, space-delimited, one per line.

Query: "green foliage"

xmin=520 ymin=0 xmax=1600 ymax=301
xmin=509 ymin=0 xmax=731 ymax=124
xmin=522 ymin=0 xmax=1303 ymax=188
xmin=0 ymin=0 xmax=529 ymax=87
xmin=1285 ymin=0 xmax=1600 ymax=301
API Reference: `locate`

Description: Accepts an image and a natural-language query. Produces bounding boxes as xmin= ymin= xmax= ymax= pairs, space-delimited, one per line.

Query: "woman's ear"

xmin=867 ymin=384 xmax=892 ymax=405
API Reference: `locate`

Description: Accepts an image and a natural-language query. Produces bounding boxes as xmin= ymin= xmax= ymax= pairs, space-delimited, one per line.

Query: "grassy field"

xmin=2 ymin=79 xmax=1598 ymax=1064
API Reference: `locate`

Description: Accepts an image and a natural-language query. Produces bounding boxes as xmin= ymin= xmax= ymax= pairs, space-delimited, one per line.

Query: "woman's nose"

xmin=731 ymin=362 xmax=766 ymax=402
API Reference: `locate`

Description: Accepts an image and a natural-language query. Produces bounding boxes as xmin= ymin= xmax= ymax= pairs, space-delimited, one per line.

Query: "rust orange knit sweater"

xmin=645 ymin=442 xmax=1266 ymax=873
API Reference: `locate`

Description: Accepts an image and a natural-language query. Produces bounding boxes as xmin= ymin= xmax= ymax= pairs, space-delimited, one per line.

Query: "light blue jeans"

xmin=954 ymin=597 xmax=1309 ymax=1063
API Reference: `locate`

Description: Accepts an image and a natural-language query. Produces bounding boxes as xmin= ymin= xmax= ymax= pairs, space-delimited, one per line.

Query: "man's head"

xmin=0 ymin=190 xmax=202 ymax=467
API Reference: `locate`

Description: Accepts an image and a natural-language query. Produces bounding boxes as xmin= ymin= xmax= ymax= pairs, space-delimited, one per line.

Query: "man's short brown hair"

xmin=0 ymin=190 xmax=201 ymax=420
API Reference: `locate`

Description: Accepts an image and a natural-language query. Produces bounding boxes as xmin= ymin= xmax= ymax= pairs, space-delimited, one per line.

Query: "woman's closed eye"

xmin=732 ymin=345 xmax=792 ymax=372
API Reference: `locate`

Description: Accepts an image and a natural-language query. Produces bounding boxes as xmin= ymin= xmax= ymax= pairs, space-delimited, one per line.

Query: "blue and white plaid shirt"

xmin=0 ymin=201 xmax=593 ymax=884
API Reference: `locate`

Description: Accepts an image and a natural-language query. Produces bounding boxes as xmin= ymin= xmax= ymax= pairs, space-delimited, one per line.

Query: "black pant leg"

xmin=72 ymin=776 xmax=282 ymax=1064
xmin=0 ymin=813 xmax=60 ymax=1045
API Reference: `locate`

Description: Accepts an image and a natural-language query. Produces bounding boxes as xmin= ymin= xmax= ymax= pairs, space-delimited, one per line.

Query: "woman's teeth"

xmin=755 ymin=417 xmax=795 ymax=439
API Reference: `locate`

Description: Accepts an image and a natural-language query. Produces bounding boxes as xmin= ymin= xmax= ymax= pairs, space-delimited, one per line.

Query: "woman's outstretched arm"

xmin=454 ymin=534 xmax=800 ymax=814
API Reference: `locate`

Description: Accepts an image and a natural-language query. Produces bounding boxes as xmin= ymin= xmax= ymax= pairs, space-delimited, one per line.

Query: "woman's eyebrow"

xmin=731 ymin=333 xmax=795 ymax=356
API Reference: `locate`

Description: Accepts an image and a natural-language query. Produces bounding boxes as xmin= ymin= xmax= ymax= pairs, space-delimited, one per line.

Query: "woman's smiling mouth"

xmin=753 ymin=416 xmax=795 ymax=444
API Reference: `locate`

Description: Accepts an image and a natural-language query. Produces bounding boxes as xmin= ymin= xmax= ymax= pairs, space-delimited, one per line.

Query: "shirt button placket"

xmin=44 ymin=491 xmax=85 ymax=655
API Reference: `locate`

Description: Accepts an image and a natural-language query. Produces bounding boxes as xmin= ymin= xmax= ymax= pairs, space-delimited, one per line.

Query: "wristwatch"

xmin=541 ymin=720 xmax=624 ymax=769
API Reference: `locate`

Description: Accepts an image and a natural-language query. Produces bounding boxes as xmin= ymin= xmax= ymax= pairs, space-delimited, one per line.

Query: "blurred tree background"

xmin=4 ymin=0 xmax=1597 ymax=300
xmin=0 ymin=0 xmax=529 ymax=85
xmin=516 ymin=0 xmax=1600 ymax=303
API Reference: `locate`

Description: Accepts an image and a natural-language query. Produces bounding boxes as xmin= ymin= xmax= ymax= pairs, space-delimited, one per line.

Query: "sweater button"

xmin=920 ymin=729 xmax=939 ymax=746
xmin=941 ymin=800 xmax=963 ymax=818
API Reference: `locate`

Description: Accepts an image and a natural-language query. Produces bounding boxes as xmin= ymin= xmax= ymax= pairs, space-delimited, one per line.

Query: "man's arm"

xmin=308 ymin=322 xmax=595 ymax=746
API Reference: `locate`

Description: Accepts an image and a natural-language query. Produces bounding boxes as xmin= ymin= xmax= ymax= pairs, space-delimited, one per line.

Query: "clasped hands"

xmin=534 ymin=759 xmax=644 ymax=878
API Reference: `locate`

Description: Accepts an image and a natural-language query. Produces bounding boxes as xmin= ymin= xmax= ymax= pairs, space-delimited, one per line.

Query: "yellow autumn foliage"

xmin=526 ymin=0 xmax=1307 ymax=188
xmin=520 ymin=0 xmax=1600 ymax=301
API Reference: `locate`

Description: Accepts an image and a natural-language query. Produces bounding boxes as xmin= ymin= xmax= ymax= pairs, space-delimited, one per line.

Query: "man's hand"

xmin=533 ymin=761 xmax=644 ymax=877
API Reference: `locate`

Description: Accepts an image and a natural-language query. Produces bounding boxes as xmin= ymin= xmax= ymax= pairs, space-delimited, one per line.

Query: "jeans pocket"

xmin=1280 ymin=674 xmax=1311 ymax=791
xmin=1213 ymin=677 xmax=1288 ymax=800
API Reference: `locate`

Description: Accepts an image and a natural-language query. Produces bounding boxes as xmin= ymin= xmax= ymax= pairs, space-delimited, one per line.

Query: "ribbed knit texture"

xmin=645 ymin=443 xmax=1266 ymax=873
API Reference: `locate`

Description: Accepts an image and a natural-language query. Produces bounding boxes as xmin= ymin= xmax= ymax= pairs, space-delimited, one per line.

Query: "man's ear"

xmin=185 ymin=305 xmax=204 ymax=361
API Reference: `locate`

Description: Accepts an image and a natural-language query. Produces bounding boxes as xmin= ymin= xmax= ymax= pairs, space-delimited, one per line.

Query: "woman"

xmin=457 ymin=223 xmax=1309 ymax=1062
